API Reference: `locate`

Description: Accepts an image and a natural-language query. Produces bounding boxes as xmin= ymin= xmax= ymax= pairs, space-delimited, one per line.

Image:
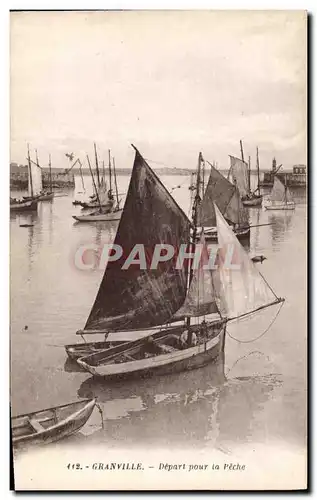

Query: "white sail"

xmin=32 ymin=163 xmax=42 ymax=195
xmin=270 ymin=176 xmax=293 ymax=204
xmin=97 ymin=180 xmax=109 ymax=205
xmin=173 ymin=231 xmax=221 ymax=319
xmin=214 ymin=203 xmax=277 ymax=319
xmin=228 ymin=155 xmax=249 ymax=197
xmin=28 ymin=163 xmax=42 ymax=196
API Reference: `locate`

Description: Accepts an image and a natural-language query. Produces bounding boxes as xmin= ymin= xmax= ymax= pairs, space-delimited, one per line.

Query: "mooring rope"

xmin=225 ymin=350 xmax=267 ymax=377
xmin=227 ymin=300 xmax=284 ymax=344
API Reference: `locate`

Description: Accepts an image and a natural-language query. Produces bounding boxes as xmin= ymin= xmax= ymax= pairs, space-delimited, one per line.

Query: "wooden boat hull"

xmin=73 ymin=209 xmax=123 ymax=222
xmin=242 ymin=195 xmax=263 ymax=207
xmin=196 ymin=226 xmax=250 ymax=243
xmin=77 ymin=322 xmax=226 ymax=381
xmin=10 ymin=200 xmax=38 ymax=212
xmin=264 ymin=203 xmax=295 ymax=211
xmin=65 ymin=340 xmax=127 ymax=361
xmin=38 ymin=192 xmax=54 ymax=201
xmin=12 ymin=399 xmax=96 ymax=448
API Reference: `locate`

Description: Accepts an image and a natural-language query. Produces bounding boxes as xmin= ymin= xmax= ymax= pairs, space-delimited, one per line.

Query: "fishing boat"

xmin=65 ymin=340 xmax=127 ymax=361
xmin=74 ymin=146 xmax=284 ymax=380
xmin=23 ymin=149 xmax=54 ymax=202
xmin=228 ymin=144 xmax=262 ymax=207
xmin=241 ymin=144 xmax=263 ymax=207
xmin=10 ymin=198 xmax=38 ymax=212
xmin=11 ymin=398 xmax=96 ymax=448
xmin=10 ymin=145 xmax=39 ymax=212
xmin=196 ymin=154 xmax=250 ymax=242
xmin=264 ymin=175 xmax=296 ymax=211
xmin=73 ymin=148 xmax=123 ymax=222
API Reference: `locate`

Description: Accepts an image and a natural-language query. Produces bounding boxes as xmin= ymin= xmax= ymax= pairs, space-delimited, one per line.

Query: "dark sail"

xmin=197 ymin=163 xmax=248 ymax=227
xmin=85 ymin=147 xmax=191 ymax=332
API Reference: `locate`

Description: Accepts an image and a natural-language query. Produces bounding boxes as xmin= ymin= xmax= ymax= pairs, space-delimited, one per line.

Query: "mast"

xmin=48 ymin=153 xmax=52 ymax=192
xmin=256 ymin=147 xmax=261 ymax=194
xmin=102 ymin=160 xmax=106 ymax=186
xmin=112 ymin=156 xmax=120 ymax=208
xmin=108 ymin=149 xmax=113 ymax=195
xmin=27 ymin=144 xmax=34 ymax=198
xmin=186 ymin=152 xmax=203 ymax=338
xmin=240 ymin=139 xmax=245 ymax=163
xmin=78 ymin=159 xmax=85 ymax=192
xmin=94 ymin=142 xmax=101 ymax=188
xmin=248 ymin=156 xmax=251 ymax=194
xmin=87 ymin=155 xmax=102 ymax=210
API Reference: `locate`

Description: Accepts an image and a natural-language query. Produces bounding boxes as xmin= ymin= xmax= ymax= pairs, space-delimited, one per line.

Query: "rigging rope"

xmin=226 ymin=300 xmax=284 ymax=344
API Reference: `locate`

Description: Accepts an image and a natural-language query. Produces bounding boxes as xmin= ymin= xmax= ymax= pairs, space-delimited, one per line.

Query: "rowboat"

xmin=73 ymin=208 xmax=123 ymax=222
xmin=65 ymin=340 xmax=127 ymax=360
xmin=74 ymin=146 xmax=284 ymax=380
xmin=11 ymin=398 xmax=96 ymax=447
xmin=10 ymin=199 xmax=38 ymax=212
xmin=264 ymin=176 xmax=296 ymax=211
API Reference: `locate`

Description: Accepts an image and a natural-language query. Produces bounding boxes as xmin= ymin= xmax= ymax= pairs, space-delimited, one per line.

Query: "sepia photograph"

xmin=9 ymin=9 xmax=307 ymax=491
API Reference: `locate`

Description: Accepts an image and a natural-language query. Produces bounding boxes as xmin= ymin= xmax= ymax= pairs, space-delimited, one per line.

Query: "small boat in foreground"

xmin=264 ymin=175 xmax=295 ymax=211
xmin=12 ymin=398 xmax=96 ymax=448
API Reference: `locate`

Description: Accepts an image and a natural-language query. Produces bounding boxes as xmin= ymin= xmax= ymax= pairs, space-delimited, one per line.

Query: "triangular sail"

xmin=172 ymin=231 xmax=222 ymax=319
xmin=97 ymin=181 xmax=109 ymax=205
xmin=270 ymin=176 xmax=293 ymax=204
xmin=197 ymin=164 xmax=249 ymax=227
xmin=214 ymin=204 xmax=278 ymax=319
xmin=28 ymin=163 xmax=42 ymax=196
xmin=85 ymin=147 xmax=191 ymax=332
xmin=228 ymin=155 xmax=249 ymax=197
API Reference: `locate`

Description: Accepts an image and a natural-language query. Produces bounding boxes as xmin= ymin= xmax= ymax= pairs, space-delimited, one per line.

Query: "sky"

xmin=10 ymin=10 xmax=307 ymax=171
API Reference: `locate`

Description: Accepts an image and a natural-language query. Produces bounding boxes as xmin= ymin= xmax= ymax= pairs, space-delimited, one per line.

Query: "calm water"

xmin=10 ymin=173 xmax=307 ymax=455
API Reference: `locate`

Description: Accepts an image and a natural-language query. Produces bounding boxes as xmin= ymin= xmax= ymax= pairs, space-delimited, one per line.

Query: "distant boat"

xmin=73 ymin=146 xmax=283 ymax=380
xmin=10 ymin=198 xmax=37 ymax=212
xmin=11 ymin=398 xmax=96 ymax=448
xmin=265 ymin=175 xmax=296 ymax=211
xmin=23 ymin=148 xmax=54 ymax=203
xmin=228 ymin=142 xmax=262 ymax=207
xmin=196 ymin=155 xmax=250 ymax=242
xmin=73 ymin=148 xmax=123 ymax=223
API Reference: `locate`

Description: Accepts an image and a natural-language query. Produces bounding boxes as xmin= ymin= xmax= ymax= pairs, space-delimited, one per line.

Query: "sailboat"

xmin=37 ymin=153 xmax=54 ymax=201
xmin=264 ymin=175 xmax=296 ymax=211
xmin=229 ymin=141 xmax=262 ymax=207
xmin=73 ymin=148 xmax=123 ymax=222
xmin=196 ymin=155 xmax=250 ymax=242
xmin=10 ymin=145 xmax=38 ymax=212
xmin=66 ymin=146 xmax=283 ymax=380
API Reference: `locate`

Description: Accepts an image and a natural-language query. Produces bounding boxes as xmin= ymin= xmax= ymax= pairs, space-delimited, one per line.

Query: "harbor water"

xmin=10 ymin=173 xmax=306 ymax=457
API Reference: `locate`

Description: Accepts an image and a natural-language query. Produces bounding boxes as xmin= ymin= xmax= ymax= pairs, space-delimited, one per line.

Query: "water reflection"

xmin=269 ymin=211 xmax=294 ymax=248
xmin=73 ymin=360 xmax=281 ymax=449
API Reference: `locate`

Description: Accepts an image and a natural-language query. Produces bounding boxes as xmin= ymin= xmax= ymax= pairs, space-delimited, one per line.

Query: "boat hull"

xmin=10 ymin=200 xmax=38 ymax=212
xmin=65 ymin=340 xmax=127 ymax=361
xmin=12 ymin=399 xmax=96 ymax=447
xmin=37 ymin=192 xmax=54 ymax=201
xmin=242 ymin=195 xmax=263 ymax=207
xmin=77 ymin=323 xmax=226 ymax=381
xmin=73 ymin=209 xmax=123 ymax=222
xmin=264 ymin=203 xmax=295 ymax=211
xmin=197 ymin=226 xmax=250 ymax=243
